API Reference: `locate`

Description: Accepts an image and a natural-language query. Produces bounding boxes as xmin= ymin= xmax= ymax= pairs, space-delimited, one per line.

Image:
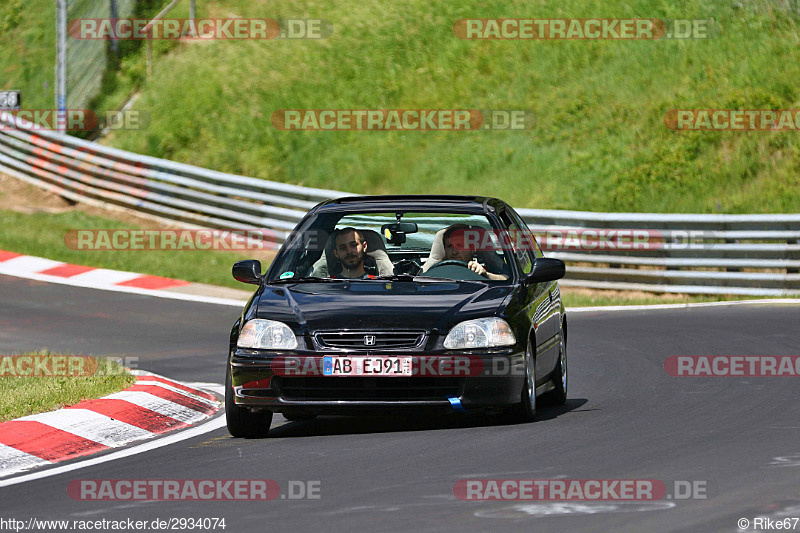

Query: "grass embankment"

xmin=4 ymin=1 xmax=800 ymax=212
xmin=0 ymin=351 xmax=136 ymax=422
xmin=96 ymin=0 xmax=800 ymax=213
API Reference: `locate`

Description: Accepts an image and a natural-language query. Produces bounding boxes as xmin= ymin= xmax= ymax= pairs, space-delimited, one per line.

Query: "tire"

xmin=542 ymin=334 xmax=568 ymax=406
xmin=507 ymin=341 xmax=537 ymax=423
xmin=225 ymin=369 xmax=272 ymax=438
xmin=282 ymin=411 xmax=317 ymax=421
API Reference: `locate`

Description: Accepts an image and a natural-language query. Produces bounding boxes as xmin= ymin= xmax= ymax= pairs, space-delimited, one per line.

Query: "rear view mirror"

xmin=381 ymin=222 xmax=418 ymax=246
xmin=526 ymin=258 xmax=566 ymax=284
xmin=233 ymin=260 xmax=262 ymax=284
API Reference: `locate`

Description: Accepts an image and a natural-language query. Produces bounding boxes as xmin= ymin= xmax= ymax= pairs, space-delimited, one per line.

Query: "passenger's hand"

xmin=467 ymin=260 xmax=488 ymax=277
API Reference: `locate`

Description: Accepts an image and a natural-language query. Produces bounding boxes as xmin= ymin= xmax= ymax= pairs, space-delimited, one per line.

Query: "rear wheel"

xmin=507 ymin=342 xmax=537 ymax=422
xmin=543 ymin=335 xmax=567 ymax=406
xmin=225 ymin=370 xmax=272 ymax=438
xmin=550 ymin=336 xmax=567 ymax=405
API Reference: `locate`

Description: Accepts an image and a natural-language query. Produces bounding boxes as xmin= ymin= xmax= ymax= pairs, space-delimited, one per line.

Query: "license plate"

xmin=323 ymin=356 xmax=413 ymax=376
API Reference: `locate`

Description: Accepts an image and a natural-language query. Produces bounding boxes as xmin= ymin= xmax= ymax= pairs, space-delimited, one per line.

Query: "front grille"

xmin=315 ymin=331 xmax=426 ymax=350
xmin=276 ymin=376 xmax=461 ymax=401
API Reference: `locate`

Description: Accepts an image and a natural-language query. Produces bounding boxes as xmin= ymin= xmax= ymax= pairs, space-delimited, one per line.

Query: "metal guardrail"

xmin=1 ymin=119 xmax=799 ymax=296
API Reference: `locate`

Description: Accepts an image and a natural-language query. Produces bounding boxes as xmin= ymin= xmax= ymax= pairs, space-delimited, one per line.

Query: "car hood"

xmin=255 ymin=281 xmax=514 ymax=332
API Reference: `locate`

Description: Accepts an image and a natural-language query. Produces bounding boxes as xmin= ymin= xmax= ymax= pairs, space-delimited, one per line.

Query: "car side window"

xmin=507 ymin=207 xmax=544 ymax=259
xmin=499 ymin=210 xmax=534 ymax=275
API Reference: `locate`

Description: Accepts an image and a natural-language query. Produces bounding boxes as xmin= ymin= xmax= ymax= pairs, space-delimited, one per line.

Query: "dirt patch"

xmin=0 ymin=174 xmax=75 ymax=213
xmin=0 ymin=173 xmax=277 ymax=262
xmin=560 ymin=286 xmax=715 ymax=302
xmin=0 ymin=173 xmax=162 ymax=228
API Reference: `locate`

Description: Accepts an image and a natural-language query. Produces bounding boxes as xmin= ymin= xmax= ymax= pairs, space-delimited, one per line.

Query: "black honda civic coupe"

xmin=226 ymin=195 xmax=567 ymax=437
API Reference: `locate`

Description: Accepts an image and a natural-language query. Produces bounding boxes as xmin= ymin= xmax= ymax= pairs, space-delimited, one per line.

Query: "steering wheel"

xmin=422 ymin=259 xmax=485 ymax=281
xmin=393 ymin=258 xmax=422 ymax=275
xmin=429 ymin=259 xmax=470 ymax=269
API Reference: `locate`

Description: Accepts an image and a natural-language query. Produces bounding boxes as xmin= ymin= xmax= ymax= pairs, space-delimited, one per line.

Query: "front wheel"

xmin=507 ymin=342 xmax=537 ymax=423
xmin=225 ymin=369 xmax=272 ymax=438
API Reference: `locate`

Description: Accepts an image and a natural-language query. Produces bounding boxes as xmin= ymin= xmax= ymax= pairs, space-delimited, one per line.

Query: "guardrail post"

xmin=186 ymin=0 xmax=197 ymax=36
xmin=55 ymin=0 xmax=67 ymax=133
xmin=109 ymin=0 xmax=119 ymax=55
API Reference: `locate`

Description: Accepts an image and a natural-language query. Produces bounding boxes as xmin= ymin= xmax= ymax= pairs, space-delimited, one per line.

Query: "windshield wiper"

xmin=270 ymin=276 xmax=345 ymax=284
xmin=377 ymin=274 xmax=417 ymax=281
xmin=377 ymin=274 xmax=461 ymax=282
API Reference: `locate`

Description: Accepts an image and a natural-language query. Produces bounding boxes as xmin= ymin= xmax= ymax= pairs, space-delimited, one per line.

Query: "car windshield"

xmin=266 ymin=211 xmax=513 ymax=283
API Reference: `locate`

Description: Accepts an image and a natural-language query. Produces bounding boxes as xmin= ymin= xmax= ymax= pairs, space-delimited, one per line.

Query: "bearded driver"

xmin=332 ymin=227 xmax=377 ymax=279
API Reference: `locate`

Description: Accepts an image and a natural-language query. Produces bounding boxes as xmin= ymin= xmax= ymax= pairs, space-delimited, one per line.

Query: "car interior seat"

xmin=310 ymin=229 xmax=394 ymax=277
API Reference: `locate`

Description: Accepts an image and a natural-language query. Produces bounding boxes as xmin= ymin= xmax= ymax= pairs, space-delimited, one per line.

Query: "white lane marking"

xmin=66 ymin=268 xmax=142 ymax=286
xmin=102 ymin=391 xmax=210 ymax=424
xmin=186 ymin=383 xmax=225 ymax=396
xmin=17 ymin=409 xmax=153 ymax=447
xmin=0 ymin=256 xmax=63 ymax=274
xmin=0 ymin=408 xmax=290 ymax=488
xmin=0 ymin=444 xmax=51 ymax=479
xmin=474 ymin=501 xmax=676 ymax=518
xmin=134 ymin=380 xmax=220 ymax=407
xmin=769 ymin=454 xmax=800 ymax=468
xmin=567 ymin=298 xmax=800 ymax=313
xmin=0 ymin=268 xmax=246 ymax=307
xmin=0 ymin=415 xmax=227 ymax=487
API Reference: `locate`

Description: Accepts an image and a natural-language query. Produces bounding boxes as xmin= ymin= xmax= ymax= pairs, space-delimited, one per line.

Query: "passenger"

xmin=442 ymin=225 xmax=508 ymax=281
xmin=331 ymin=227 xmax=377 ymax=279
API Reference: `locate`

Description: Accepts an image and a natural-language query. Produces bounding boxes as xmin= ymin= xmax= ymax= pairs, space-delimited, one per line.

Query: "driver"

xmin=441 ymin=225 xmax=507 ymax=281
xmin=331 ymin=227 xmax=377 ymax=279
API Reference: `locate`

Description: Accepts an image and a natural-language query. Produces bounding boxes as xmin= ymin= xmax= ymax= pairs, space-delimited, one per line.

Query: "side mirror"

xmin=233 ymin=260 xmax=262 ymax=284
xmin=526 ymin=258 xmax=565 ymax=284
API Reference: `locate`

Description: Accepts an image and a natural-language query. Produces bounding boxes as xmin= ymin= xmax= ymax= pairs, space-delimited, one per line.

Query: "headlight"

xmin=443 ymin=317 xmax=516 ymax=349
xmin=237 ymin=319 xmax=298 ymax=350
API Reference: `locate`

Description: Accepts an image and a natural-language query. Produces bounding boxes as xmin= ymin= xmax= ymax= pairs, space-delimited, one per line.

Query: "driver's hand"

xmin=467 ymin=260 xmax=488 ymax=277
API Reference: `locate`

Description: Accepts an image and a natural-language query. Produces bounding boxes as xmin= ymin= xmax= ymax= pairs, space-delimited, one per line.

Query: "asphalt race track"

xmin=2 ymin=273 xmax=799 ymax=532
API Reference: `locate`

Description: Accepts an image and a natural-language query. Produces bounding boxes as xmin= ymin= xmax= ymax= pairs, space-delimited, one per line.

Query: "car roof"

xmin=311 ymin=195 xmax=507 ymax=214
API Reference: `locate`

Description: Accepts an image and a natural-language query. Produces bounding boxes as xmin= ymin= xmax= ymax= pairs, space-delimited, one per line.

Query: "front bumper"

xmin=229 ymin=350 xmax=525 ymax=413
